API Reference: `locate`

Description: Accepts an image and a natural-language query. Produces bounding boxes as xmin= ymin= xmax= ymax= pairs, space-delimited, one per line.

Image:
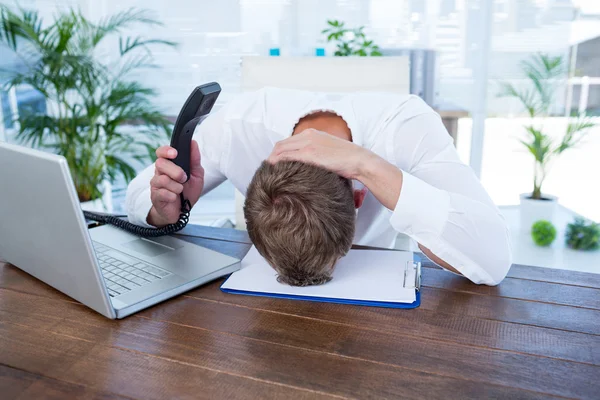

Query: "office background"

xmin=1 ymin=0 xmax=599 ymax=268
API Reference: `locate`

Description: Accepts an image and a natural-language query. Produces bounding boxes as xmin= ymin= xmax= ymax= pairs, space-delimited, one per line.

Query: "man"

xmin=126 ymin=87 xmax=512 ymax=286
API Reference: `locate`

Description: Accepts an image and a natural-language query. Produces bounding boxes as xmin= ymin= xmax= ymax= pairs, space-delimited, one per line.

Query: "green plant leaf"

xmin=0 ymin=5 xmax=177 ymax=197
xmin=565 ymin=217 xmax=600 ymax=250
xmin=497 ymin=82 xmax=538 ymax=117
xmin=92 ymin=8 xmax=163 ymax=46
xmin=522 ymin=126 xmax=552 ymax=163
xmin=322 ymin=19 xmax=381 ymax=58
xmin=496 ymin=52 xmax=567 ymax=118
xmin=531 ymin=220 xmax=557 ymax=246
xmin=118 ymin=36 xmax=176 ymax=56
xmin=0 ymin=5 xmax=45 ymax=50
xmin=554 ymin=115 xmax=596 ymax=154
xmin=105 ymin=154 xmax=138 ymax=183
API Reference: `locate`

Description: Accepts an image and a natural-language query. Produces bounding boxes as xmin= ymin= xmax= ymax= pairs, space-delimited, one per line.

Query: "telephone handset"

xmin=83 ymin=82 xmax=222 ymax=237
xmin=170 ymin=82 xmax=221 ymax=182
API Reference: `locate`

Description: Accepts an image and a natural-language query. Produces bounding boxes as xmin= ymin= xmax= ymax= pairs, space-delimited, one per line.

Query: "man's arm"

xmin=355 ymin=154 xmax=462 ymax=275
xmin=358 ymin=112 xmax=512 ymax=285
xmin=270 ymin=115 xmax=511 ymax=285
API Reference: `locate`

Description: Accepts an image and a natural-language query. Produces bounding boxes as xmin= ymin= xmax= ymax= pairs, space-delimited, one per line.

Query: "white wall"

xmin=456 ymin=117 xmax=600 ymax=221
xmin=38 ymin=0 xmax=584 ymax=116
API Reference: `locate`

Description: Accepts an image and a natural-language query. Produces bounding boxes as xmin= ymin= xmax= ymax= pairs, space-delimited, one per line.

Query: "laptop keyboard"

xmin=92 ymin=241 xmax=172 ymax=298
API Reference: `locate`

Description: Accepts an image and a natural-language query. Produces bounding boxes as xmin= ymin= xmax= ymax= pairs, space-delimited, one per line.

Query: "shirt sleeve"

xmin=389 ymin=112 xmax=512 ymax=285
xmin=125 ymin=107 xmax=229 ymax=228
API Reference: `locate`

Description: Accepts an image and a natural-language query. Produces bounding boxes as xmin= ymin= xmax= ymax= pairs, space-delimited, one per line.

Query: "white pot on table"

xmin=80 ymin=181 xmax=113 ymax=213
xmin=519 ymin=192 xmax=558 ymax=231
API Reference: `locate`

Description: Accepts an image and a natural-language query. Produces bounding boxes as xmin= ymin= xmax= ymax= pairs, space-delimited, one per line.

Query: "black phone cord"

xmin=83 ymin=193 xmax=191 ymax=238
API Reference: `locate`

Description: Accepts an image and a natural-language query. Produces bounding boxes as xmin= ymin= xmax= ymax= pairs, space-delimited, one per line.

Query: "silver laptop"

xmin=0 ymin=141 xmax=241 ymax=319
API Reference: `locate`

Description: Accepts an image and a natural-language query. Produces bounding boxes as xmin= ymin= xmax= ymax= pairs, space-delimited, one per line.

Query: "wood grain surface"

xmin=1 ymin=225 xmax=599 ymax=399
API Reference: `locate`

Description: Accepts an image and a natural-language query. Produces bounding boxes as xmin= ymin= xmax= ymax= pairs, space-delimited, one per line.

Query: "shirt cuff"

xmin=390 ymin=170 xmax=451 ymax=237
xmin=127 ymin=187 xmax=155 ymax=228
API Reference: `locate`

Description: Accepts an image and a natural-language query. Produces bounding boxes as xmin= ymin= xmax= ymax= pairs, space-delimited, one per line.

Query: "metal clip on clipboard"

xmin=402 ymin=259 xmax=422 ymax=292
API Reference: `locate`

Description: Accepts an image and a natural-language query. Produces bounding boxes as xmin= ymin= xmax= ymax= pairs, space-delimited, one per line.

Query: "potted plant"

xmin=321 ymin=20 xmax=382 ymax=57
xmin=498 ymin=53 xmax=596 ymax=229
xmin=531 ymin=220 xmax=557 ymax=247
xmin=0 ymin=6 xmax=175 ymax=211
xmin=565 ymin=217 xmax=600 ymax=251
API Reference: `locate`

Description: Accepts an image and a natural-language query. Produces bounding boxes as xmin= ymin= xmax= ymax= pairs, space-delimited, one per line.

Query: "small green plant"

xmin=497 ymin=53 xmax=596 ymax=200
xmin=321 ymin=20 xmax=382 ymax=57
xmin=565 ymin=217 xmax=600 ymax=250
xmin=531 ymin=220 xmax=557 ymax=246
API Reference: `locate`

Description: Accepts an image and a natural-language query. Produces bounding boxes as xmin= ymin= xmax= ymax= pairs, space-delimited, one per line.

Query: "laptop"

xmin=0 ymin=141 xmax=241 ymax=319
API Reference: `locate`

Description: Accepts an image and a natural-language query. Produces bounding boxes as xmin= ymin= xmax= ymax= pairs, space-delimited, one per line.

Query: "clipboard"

xmin=221 ymin=249 xmax=422 ymax=309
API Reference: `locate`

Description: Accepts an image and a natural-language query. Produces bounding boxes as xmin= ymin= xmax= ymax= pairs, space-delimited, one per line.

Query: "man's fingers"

xmin=190 ymin=140 xmax=200 ymax=164
xmin=270 ymin=128 xmax=322 ymax=157
xmin=151 ymin=174 xmax=184 ymax=194
xmin=269 ymin=149 xmax=310 ymax=165
xmin=152 ymin=188 xmax=178 ymax=203
xmin=156 ymin=145 xmax=177 ymax=160
xmin=155 ymin=157 xmax=187 ymax=183
xmin=273 ymin=139 xmax=310 ymax=156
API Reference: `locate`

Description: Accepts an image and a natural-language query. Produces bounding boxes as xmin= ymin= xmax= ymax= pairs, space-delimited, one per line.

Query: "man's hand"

xmin=267 ymin=128 xmax=372 ymax=180
xmin=269 ymin=127 xmax=403 ymax=211
xmin=147 ymin=140 xmax=205 ymax=227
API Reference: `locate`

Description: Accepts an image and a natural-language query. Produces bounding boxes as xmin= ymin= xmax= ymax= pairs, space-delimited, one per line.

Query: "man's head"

xmin=244 ymin=160 xmax=356 ymax=286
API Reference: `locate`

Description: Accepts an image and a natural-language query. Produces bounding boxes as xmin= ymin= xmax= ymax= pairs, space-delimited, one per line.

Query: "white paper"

xmin=222 ymin=246 xmax=417 ymax=304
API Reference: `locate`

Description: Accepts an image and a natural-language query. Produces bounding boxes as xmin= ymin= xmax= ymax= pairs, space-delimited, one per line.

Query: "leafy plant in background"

xmin=321 ymin=20 xmax=382 ymax=57
xmin=497 ymin=53 xmax=596 ymax=200
xmin=0 ymin=6 xmax=175 ymax=202
xmin=565 ymin=217 xmax=600 ymax=250
xmin=531 ymin=220 xmax=556 ymax=247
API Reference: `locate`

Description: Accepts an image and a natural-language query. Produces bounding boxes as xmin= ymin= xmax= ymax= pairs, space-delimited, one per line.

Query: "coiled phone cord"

xmin=82 ymin=83 xmax=220 ymax=238
xmin=83 ymin=194 xmax=192 ymax=238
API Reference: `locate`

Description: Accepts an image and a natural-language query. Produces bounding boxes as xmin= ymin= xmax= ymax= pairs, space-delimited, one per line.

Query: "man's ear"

xmin=354 ymin=187 xmax=368 ymax=209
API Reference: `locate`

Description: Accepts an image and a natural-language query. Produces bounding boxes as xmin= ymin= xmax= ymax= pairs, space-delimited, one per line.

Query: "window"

xmin=1 ymin=90 xmax=13 ymax=130
xmin=15 ymin=87 xmax=47 ymax=117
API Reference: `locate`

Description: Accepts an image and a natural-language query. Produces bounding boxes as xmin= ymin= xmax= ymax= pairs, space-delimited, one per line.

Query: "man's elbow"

xmin=441 ymin=213 xmax=513 ymax=286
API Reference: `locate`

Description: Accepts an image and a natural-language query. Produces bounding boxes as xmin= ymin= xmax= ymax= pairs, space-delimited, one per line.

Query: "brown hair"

xmin=244 ymin=160 xmax=356 ymax=286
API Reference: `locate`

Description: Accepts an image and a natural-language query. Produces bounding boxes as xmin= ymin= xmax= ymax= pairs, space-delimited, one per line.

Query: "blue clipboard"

xmin=221 ymin=252 xmax=422 ymax=309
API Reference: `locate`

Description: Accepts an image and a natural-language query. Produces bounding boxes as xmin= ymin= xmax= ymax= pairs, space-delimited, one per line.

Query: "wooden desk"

xmin=1 ymin=225 xmax=599 ymax=399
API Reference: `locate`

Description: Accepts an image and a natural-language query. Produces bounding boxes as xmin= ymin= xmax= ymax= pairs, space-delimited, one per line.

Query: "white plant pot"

xmin=519 ymin=192 xmax=558 ymax=231
xmin=80 ymin=181 xmax=113 ymax=213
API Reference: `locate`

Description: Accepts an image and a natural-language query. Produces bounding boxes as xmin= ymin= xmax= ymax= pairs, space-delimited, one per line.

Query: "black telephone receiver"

xmin=83 ymin=82 xmax=222 ymax=237
xmin=170 ymin=82 xmax=221 ymax=181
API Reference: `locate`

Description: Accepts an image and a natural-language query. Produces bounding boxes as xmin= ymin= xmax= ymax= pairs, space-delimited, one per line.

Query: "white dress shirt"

xmin=126 ymin=87 xmax=512 ymax=285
